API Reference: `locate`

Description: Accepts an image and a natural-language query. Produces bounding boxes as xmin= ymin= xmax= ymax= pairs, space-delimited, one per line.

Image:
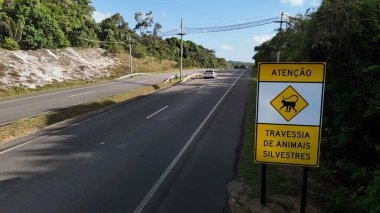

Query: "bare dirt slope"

xmin=0 ymin=48 xmax=119 ymax=89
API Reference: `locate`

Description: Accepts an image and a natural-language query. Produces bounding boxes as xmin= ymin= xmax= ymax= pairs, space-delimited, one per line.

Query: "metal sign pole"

xmin=300 ymin=167 xmax=308 ymax=213
xmin=261 ymin=164 xmax=267 ymax=205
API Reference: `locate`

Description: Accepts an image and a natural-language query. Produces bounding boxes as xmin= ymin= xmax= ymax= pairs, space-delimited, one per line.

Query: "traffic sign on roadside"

xmin=254 ymin=62 xmax=326 ymax=167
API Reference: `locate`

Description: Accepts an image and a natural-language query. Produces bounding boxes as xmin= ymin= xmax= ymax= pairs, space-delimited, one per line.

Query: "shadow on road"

xmin=0 ymin=69 xmax=251 ymax=212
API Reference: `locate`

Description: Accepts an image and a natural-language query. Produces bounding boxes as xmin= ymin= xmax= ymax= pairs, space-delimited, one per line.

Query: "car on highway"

xmin=204 ymin=69 xmax=218 ymax=78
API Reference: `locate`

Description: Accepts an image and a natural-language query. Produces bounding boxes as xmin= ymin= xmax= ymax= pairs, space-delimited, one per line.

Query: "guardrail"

xmin=117 ymin=73 xmax=150 ymax=80
xmin=163 ymin=73 xmax=192 ymax=83
xmin=181 ymin=72 xmax=204 ymax=82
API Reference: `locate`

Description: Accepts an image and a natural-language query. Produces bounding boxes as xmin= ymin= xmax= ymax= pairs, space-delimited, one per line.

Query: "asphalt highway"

xmin=0 ymin=69 xmax=251 ymax=213
xmin=0 ymin=70 xmax=201 ymax=125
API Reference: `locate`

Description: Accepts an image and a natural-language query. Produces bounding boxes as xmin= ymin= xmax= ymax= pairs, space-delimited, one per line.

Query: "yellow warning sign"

xmin=255 ymin=62 xmax=326 ymax=167
xmin=258 ymin=63 xmax=325 ymax=82
xmin=255 ymin=124 xmax=321 ymax=166
xmin=270 ymin=86 xmax=308 ymax=121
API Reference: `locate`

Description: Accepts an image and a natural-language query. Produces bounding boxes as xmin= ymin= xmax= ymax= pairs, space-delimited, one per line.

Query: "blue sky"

xmin=91 ymin=0 xmax=321 ymax=62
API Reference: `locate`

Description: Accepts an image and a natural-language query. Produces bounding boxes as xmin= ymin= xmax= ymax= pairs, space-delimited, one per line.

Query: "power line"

xmin=158 ymin=14 xmax=288 ymax=79
xmin=159 ymin=17 xmax=281 ymax=37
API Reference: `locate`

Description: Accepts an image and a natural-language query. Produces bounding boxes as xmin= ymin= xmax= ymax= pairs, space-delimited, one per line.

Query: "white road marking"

xmin=199 ymin=85 xmax=206 ymax=89
xmin=69 ymin=91 xmax=94 ymax=97
xmin=0 ymin=135 xmax=47 ymax=155
xmin=0 ymin=111 xmax=52 ymax=126
xmin=0 ymin=70 xmax=222 ymax=155
xmin=0 ymin=83 xmax=174 ymax=155
xmin=0 ymin=70 xmax=204 ymax=105
xmin=209 ymin=83 xmax=234 ymax=86
xmin=0 ymin=107 xmax=117 ymax=156
xmin=0 ymin=82 xmax=115 ymax=105
xmin=133 ymin=70 xmax=246 ymax=213
xmin=146 ymin=106 xmax=169 ymax=119
xmin=0 ymin=94 xmax=112 ymax=126
xmin=100 ymin=141 xmax=106 ymax=145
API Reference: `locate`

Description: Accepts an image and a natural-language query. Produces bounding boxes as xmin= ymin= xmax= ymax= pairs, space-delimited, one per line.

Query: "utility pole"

xmin=279 ymin=12 xmax=284 ymax=33
xmin=128 ymin=36 xmax=133 ymax=74
xmin=263 ymin=12 xmax=285 ymax=206
xmin=178 ymin=18 xmax=185 ymax=79
xmin=276 ymin=12 xmax=284 ymax=62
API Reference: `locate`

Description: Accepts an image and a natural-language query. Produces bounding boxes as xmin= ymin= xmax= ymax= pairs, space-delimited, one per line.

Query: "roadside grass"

xmin=228 ymin=70 xmax=329 ymax=212
xmin=0 ymin=80 xmax=180 ymax=144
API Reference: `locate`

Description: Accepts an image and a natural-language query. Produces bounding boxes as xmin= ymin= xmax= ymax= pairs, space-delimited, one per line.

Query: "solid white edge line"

xmin=69 ymin=91 xmax=94 ymax=97
xmin=133 ymin=70 xmax=246 ymax=213
xmin=146 ymin=106 xmax=169 ymax=119
xmin=0 ymin=135 xmax=47 ymax=155
xmin=0 ymin=102 xmax=122 ymax=155
xmin=0 ymin=69 xmax=203 ymax=105
xmin=0 ymin=82 xmax=116 ymax=105
xmin=0 ymin=82 xmax=177 ymax=155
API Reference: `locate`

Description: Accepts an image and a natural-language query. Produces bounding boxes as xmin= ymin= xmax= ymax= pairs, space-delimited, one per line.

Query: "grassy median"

xmin=0 ymin=80 xmax=179 ymax=144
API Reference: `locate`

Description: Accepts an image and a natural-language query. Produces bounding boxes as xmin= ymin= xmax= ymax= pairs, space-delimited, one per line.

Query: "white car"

xmin=204 ymin=69 xmax=217 ymax=78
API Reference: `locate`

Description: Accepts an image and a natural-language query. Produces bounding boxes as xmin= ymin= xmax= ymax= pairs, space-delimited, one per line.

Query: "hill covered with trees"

xmin=0 ymin=0 xmax=227 ymax=68
xmin=253 ymin=0 xmax=379 ymax=211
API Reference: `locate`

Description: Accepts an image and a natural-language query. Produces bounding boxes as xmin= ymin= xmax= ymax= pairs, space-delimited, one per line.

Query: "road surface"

xmin=0 ymin=69 xmax=252 ymax=213
xmin=0 ymin=70 xmax=201 ymax=125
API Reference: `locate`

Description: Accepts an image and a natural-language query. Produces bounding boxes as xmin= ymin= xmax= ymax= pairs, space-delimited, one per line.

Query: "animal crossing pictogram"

xmin=270 ymin=86 xmax=308 ymax=121
xmin=280 ymin=95 xmax=299 ymax=112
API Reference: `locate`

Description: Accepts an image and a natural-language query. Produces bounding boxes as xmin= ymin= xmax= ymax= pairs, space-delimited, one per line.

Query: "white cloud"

xmin=161 ymin=11 xmax=167 ymax=17
xmin=280 ymin=0 xmax=304 ymax=6
xmin=252 ymin=34 xmax=272 ymax=45
xmin=309 ymin=0 xmax=322 ymax=8
xmin=93 ymin=11 xmax=112 ymax=23
xmin=221 ymin=45 xmax=234 ymax=51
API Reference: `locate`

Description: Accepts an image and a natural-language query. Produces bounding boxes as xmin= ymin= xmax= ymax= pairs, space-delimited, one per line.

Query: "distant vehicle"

xmin=234 ymin=65 xmax=249 ymax=69
xmin=204 ymin=69 xmax=218 ymax=78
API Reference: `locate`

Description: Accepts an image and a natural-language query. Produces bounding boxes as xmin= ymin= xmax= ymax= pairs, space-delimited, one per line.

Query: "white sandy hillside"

xmin=0 ymin=48 xmax=120 ymax=89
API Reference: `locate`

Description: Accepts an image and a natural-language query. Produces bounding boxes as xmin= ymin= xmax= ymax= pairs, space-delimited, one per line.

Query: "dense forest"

xmin=253 ymin=0 xmax=379 ymax=211
xmin=0 ymin=0 xmax=227 ymax=68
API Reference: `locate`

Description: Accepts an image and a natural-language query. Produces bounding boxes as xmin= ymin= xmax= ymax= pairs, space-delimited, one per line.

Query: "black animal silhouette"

xmin=279 ymin=95 xmax=298 ymax=112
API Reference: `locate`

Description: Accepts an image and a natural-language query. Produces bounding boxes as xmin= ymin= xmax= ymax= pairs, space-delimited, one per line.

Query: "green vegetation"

xmin=252 ymin=0 xmax=380 ymax=211
xmin=0 ymin=80 xmax=180 ymax=144
xmin=2 ymin=37 xmax=18 ymax=50
xmin=0 ymin=0 xmax=227 ymax=68
xmin=228 ymin=61 xmax=253 ymax=69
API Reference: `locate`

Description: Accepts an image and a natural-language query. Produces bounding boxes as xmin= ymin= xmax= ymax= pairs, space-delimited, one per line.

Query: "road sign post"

xmin=255 ymin=62 xmax=326 ymax=211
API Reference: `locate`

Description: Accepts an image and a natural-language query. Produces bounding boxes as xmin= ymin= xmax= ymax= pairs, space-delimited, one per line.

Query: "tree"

xmin=0 ymin=16 xmax=24 ymax=42
xmin=253 ymin=0 xmax=380 ymax=211
xmin=152 ymin=22 xmax=162 ymax=37
xmin=97 ymin=13 xmax=132 ymax=52
xmin=134 ymin=11 xmax=153 ymax=35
